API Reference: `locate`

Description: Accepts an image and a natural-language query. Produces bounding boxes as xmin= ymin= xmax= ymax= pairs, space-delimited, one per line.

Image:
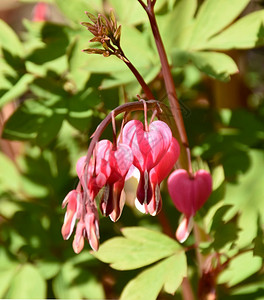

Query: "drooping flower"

xmin=167 ymin=169 xmax=212 ymax=242
xmin=122 ymin=120 xmax=172 ymax=205
xmin=72 ymin=201 xmax=100 ymax=253
xmin=61 ymin=140 xmax=111 ymax=253
xmin=62 ymin=138 xmax=133 ymax=253
xmin=61 ymin=190 xmax=81 ymax=240
xmin=99 ymin=142 xmax=133 ymax=221
xmin=61 ymin=189 xmax=100 ymax=252
xmin=76 ymin=140 xmax=112 ymax=201
xmin=136 ymin=137 xmax=180 ymax=215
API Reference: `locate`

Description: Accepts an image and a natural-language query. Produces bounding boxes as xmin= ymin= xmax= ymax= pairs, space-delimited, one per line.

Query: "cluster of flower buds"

xmin=61 ymin=108 xmax=212 ymax=252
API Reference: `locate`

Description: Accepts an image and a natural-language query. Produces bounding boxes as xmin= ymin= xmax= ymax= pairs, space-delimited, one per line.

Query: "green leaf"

xmin=35 ymin=113 xmax=64 ymax=147
xmin=208 ymin=205 xmax=240 ymax=251
xmin=67 ymin=88 xmax=99 ymax=131
xmin=223 ymin=150 xmax=264 ymax=248
xmin=0 ymin=267 xmax=18 ymax=298
xmin=100 ymin=64 xmax=160 ymax=91
xmin=55 ymin=0 xmax=103 ymax=26
xmin=189 ymin=51 xmax=238 ymax=81
xmin=218 ymin=252 xmax=262 ymax=287
xmin=30 ymin=77 xmax=68 ymax=103
xmin=0 ymin=197 xmax=21 ymax=219
xmin=121 ymin=25 xmax=158 ymax=69
xmin=36 ymin=260 xmax=61 ymax=280
xmin=230 ymin=281 xmax=264 ymax=298
xmin=53 ymin=254 xmax=105 ymax=299
xmin=253 ymin=216 xmax=264 ymax=258
xmin=0 ymin=249 xmax=18 ymax=298
xmin=0 ymin=153 xmax=21 ymax=192
xmin=0 ymin=20 xmax=23 ymax=56
xmin=120 ymin=253 xmax=187 ymax=300
xmin=157 ymin=0 xmax=197 ymax=52
xmin=66 ymin=36 xmax=91 ymax=90
xmin=108 ymin=0 xmax=147 ymax=25
xmin=93 ymin=227 xmax=180 ymax=270
xmin=25 ymin=22 xmax=70 ymax=64
xmin=5 ymin=264 xmax=47 ymax=299
xmin=0 ymin=248 xmax=19 ymax=298
xmin=84 ymin=54 xmax=127 ymax=73
xmin=2 ymin=100 xmax=51 ymax=141
xmin=0 ymin=74 xmax=34 ymax=108
xmin=203 ymin=10 xmax=264 ymax=50
xmin=187 ymin=0 xmax=250 ymax=50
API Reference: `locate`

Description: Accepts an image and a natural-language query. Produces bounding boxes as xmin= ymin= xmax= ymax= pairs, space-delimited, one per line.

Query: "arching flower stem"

xmin=138 ymin=0 xmax=193 ymax=175
xmin=82 ymin=100 xmax=163 ymax=195
xmin=111 ymin=111 xmax=117 ymax=150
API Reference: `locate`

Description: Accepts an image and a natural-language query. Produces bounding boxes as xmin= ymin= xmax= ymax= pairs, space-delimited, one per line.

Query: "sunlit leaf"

xmin=157 ymin=0 xmax=197 ymax=52
xmin=55 ymin=0 xmax=103 ymax=26
xmin=120 ymin=253 xmax=187 ymax=300
xmin=187 ymin=0 xmax=250 ymax=50
xmin=0 ymin=74 xmax=34 ymax=108
xmin=2 ymin=100 xmax=51 ymax=141
xmin=36 ymin=259 xmax=61 ymax=280
xmin=5 ymin=264 xmax=47 ymax=299
xmin=0 ymin=248 xmax=18 ymax=298
xmin=108 ymin=0 xmax=147 ymax=25
xmin=0 ymin=153 xmax=21 ymax=192
xmin=93 ymin=227 xmax=180 ymax=270
xmin=0 ymin=20 xmax=23 ymax=55
xmin=52 ymin=253 xmax=105 ymax=299
xmin=190 ymin=51 xmax=238 ymax=81
xmin=204 ymin=10 xmax=264 ymax=50
xmin=223 ymin=150 xmax=264 ymax=248
xmin=253 ymin=216 xmax=264 ymax=258
xmin=218 ymin=252 xmax=262 ymax=287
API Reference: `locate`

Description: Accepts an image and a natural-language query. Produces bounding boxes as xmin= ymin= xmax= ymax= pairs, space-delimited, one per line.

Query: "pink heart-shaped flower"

xmin=122 ymin=120 xmax=172 ymax=171
xmin=107 ymin=143 xmax=134 ymax=183
xmin=122 ymin=120 xmax=172 ymax=205
xmin=167 ymin=169 xmax=212 ymax=217
xmin=150 ymin=137 xmax=180 ymax=185
xmin=142 ymin=137 xmax=180 ymax=215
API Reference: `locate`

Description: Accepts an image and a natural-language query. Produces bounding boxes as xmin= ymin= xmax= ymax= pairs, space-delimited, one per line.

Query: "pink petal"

xmin=33 ymin=2 xmax=48 ymax=22
xmin=72 ymin=221 xmax=85 ymax=254
xmin=122 ymin=120 xmax=172 ymax=171
xmin=151 ymin=137 xmax=180 ymax=183
xmin=61 ymin=190 xmax=79 ymax=240
xmin=168 ymin=169 xmax=212 ymax=217
xmin=76 ymin=156 xmax=86 ymax=179
xmin=108 ymin=143 xmax=133 ymax=182
xmin=84 ymin=213 xmax=100 ymax=252
xmin=176 ymin=216 xmax=193 ymax=243
xmin=193 ymin=170 xmax=213 ymax=212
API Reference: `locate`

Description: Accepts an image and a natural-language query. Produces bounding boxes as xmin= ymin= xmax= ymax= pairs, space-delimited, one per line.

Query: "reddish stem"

xmin=122 ymin=57 xmax=154 ymax=100
xmin=140 ymin=1 xmax=193 ymax=174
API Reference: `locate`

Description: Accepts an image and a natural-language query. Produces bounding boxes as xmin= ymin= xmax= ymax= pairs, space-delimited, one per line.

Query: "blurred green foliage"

xmin=1 ymin=0 xmax=264 ymax=299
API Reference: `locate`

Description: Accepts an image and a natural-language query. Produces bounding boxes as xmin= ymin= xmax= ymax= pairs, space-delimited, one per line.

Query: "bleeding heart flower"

xmin=61 ymin=190 xmax=81 ymax=240
xmin=72 ymin=202 xmax=100 ymax=253
xmin=122 ymin=120 xmax=172 ymax=204
xmin=136 ymin=137 xmax=180 ymax=216
xmin=167 ymin=169 xmax=212 ymax=242
xmin=100 ymin=142 xmax=133 ymax=221
xmin=122 ymin=120 xmax=172 ymax=171
xmin=76 ymin=140 xmax=113 ymax=200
